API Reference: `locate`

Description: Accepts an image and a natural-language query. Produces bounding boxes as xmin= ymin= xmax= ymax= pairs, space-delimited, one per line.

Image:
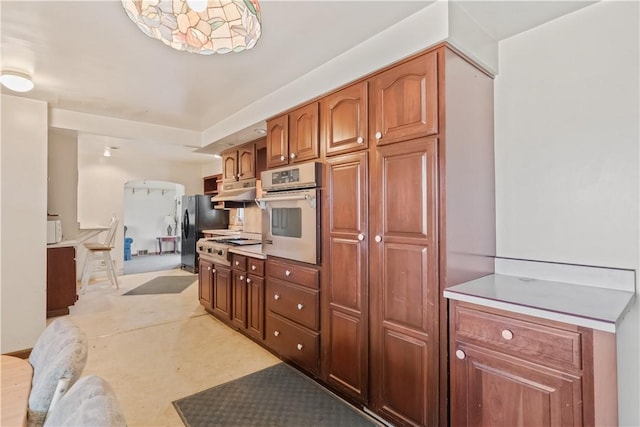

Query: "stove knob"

xmin=216 ymin=250 xmax=223 ymax=256
xmin=207 ymin=248 xmax=212 ymax=253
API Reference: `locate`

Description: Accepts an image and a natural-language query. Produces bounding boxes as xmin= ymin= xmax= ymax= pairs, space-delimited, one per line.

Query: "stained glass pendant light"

xmin=121 ymin=0 xmax=261 ymax=55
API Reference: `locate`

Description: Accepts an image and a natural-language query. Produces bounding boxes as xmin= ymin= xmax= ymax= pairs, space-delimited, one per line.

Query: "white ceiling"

xmin=1 ymin=0 xmax=596 ymax=163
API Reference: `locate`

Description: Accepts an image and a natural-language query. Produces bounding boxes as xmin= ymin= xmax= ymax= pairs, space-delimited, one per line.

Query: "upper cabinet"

xmin=222 ymin=141 xmax=256 ymax=182
xmin=203 ymin=173 xmax=222 ymax=195
xmin=322 ymin=81 xmax=368 ymax=156
xmin=369 ymin=51 xmax=439 ymax=146
xmin=266 ymin=102 xmax=319 ymax=169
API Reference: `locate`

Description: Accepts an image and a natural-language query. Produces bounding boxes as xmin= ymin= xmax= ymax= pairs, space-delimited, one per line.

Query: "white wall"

xmin=48 ymin=130 xmax=79 ymax=240
xmin=123 ymin=183 xmax=182 ymax=254
xmin=76 ymin=134 xmax=208 ymax=274
xmin=1 ymin=95 xmax=48 ymax=353
xmin=494 ymin=2 xmax=639 ymax=424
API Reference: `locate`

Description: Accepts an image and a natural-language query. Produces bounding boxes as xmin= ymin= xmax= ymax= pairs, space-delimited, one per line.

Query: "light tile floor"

xmin=68 ymin=269 xmax=280 ymax=426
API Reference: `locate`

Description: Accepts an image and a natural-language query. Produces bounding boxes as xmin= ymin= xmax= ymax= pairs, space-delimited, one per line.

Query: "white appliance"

xmin=47 ymin=220 xmax=62 ymax=244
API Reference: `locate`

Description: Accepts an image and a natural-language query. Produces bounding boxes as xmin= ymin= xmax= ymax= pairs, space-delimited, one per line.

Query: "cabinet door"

xmin=323 ymin=82 xmax=368 ymax=156
xmin=232 ymin=270 xmax=248 ymax=328
xmin=198 ymin=259 xmax=213 ymax=311
xmin=246 ymin=274 xmax=264 ymax=340
xmin=289 ymin=102 xmax=319 ymax=163
xmin=212 ymin=265 xmax=232 ymax=321
xmin=47 ymin=246 xmax=77 ymax=317
xmin=267 ymin=114 xmax=289 ymax=168
xmin=238 ymin=143 xmax=256 ymax=180
xmin=322 ymin=151 xmax=369 ymax=403
xmin=222 ymin=150 xmax=238 ymax=182
xmin=370 ymin=51 xmax=438 ymax=146
xmin=369 ymin=136 xmax=439 ymax=427
xmin=451 ymin=344 xmax=584 ymax=427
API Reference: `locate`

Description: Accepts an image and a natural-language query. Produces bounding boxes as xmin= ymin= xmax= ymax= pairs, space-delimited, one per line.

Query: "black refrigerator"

xmin=180 ymin=195 xmax=229 ymax=273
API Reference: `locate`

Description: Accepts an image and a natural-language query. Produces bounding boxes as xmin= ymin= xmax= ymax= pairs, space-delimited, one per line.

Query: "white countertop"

xmin=228 ymin=245 xmax=266 ymax=260
xmin=47 ymin=240 xmax=78 ymax=248
xmin=444 ymin=274 xmax=636 ymax=333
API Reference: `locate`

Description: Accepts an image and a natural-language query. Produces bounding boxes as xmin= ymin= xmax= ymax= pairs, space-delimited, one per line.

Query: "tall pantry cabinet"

xmin=321 ymin=45 xmax=496 ymax=426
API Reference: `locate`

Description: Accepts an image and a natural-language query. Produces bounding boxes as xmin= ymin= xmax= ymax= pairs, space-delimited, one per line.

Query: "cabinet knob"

xmin=240 ymin=275 xmax=244 ymax=281
xmin=285 ymin=269 xmax=291 ymax=277
xmin=297 ymin=303 xmax=304 ymax=310
xmin=501 ymin=329 xmax=514 ymax=340
xmin=274 ymin=330 xmax=280 ymax=337
xmin=357 ymin=233 xmax=365 ymax=241
xmin=356 ymin=136 xmax=364 ymax=144
xmin=212 ymin=269 xmax=216 ymax=273
xmin=374 ymin=235 xmax=382 ymax=243
xmin=251 ymin=265 xmax=257 ymax=271
xmin=274 ymin=293 xmax=280 ymax=300
xmin=280 ymin=155 xmax=285 ymax=161
xmin=235 ymin=260 xmax=240 ymax=266
xmin=207 ymin=266 xmax=211 ymax=271
xmin=455 ymin=349 xmax=466 ymax=360
xmin=290 ymin=153 xmax=296 ymax=159
xmin=375 ymin=131 xmax=382 ymax=140
xmin=246 ymin=278 xmax=251 ymax=284
xmin=297 ymin=344 xmax=303 ymax=351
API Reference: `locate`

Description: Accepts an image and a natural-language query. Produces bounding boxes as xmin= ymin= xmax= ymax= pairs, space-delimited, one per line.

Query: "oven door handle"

xmin=255 ymin=194 xmax=316 ymax=209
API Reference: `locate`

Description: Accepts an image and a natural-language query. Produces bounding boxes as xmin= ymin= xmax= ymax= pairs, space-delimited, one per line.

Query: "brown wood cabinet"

xmin=322 ymin=81 xmax=368 ymax=156
xmin=449 ymin=301 xmax=619 ymax=427
xmin=46 ymin=246 xmax=77 ymax=318
xmin=222 ymin=142 xmax=256 ymax=182
xmin=266 ymin=102 xmax=319 ymax=169
xmin=212 ymin=264 xmax=232 ymax=321
xmin=265 ymin=258 xmax=320 ymax=375
xmin=231 ymin=254 xmax=248 ymax=328
xmin=246 ymin=261 xmax=265 ymax=341
xmin=203 ymin=173 xmax=222 ymax=195
xmin=322 ymin=151 xmax=369 ymax=403
xmin=321 ymin=45 xmax=496 ymax=426
xmin=198 ymin=258 xmax=214 ymax=312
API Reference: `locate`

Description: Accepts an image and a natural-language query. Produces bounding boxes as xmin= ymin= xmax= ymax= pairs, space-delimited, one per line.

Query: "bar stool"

xmin=79 ymin=217 xmax=119 ymax=294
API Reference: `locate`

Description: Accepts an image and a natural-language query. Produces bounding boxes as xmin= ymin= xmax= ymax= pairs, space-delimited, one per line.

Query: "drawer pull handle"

xmin=356 ymin=136 xmax=364 ymax=144
xmin=251 ymin=265 xmax=256 ymax=271
xmin=280 ymin=155 xmax=285 ymax=161
xmin=374 ymin=235 xmax=382 ymax=243
xmin=297 ymin=344 xmax=303 ymax=351
xmin=297 ymin=303 xmax=304 ymax=310
xmin=274 ymin=330 xmax=280 ymax=337
xmin=246 ymin=278 xmax=251 ymax=284
xmin=455 ymin=349 xmax=466 ymax=360
xmin=501 ymin=329 xmax=514 ymax=340
xmin=357 ymin=233 xmax=365 ymax=241
xmin=290 ymin=153 xmax=296 ymax=159
xmin=274 ymin=294 xmax=280 ymax=300
xmin=375 ymin=131 xmax=382 ymax=140
xmin=212 ymin=269 xmax=216 ymax=273
xmin=285 ymin=270 xmax=291 ymax=277
xmin=235 ymin=260 xmax=240 ymax=266
xmin=240 ymin=275 xmax=244 ymax=281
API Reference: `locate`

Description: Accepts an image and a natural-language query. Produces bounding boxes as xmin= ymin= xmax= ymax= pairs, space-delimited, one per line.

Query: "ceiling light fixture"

xmin=103 ymin=147 xmax=112 ymax=157
xmin=0 ymin=71 xmax=34 ymax=92
xmin=213 ymin=154 xmax=222 ymax=159
xmin=121 ymin=0 xmax=262 ymax=55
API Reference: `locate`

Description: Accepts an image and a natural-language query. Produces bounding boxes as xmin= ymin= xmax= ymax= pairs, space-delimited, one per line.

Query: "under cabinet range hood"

xmin=210 ymin=178 xmax=257 ymax=203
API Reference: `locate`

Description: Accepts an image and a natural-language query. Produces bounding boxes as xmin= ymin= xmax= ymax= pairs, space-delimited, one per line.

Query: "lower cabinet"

xmin=198 ymin=258 xmax=214 ymax=312
xmin=47 ymin=246 xmax=77 ymax=317
xmin=449 ymin=300 xmax=617 ymax=427
xmin=212 ymin=264 xmax=232 ymax=321
xmin=265 ymin=258 xmax=320 ymax=375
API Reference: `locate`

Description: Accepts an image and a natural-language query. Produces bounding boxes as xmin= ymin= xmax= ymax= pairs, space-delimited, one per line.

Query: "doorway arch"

xmin=123 ymin=180 xmax=185 ymax=275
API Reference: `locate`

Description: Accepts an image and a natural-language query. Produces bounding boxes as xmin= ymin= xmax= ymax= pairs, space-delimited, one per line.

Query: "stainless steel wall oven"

xmin=256 ymin=162 xmax=322 ymax=265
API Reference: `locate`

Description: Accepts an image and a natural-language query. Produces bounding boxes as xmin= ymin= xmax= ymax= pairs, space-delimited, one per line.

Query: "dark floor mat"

xmin=122 ymin=275 xmax=195 ymax=295
xmin=172 ymin=363 xmax=378 ymax=427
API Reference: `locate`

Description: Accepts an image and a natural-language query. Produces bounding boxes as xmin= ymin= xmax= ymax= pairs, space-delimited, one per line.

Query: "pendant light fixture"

xmin=0 ymin=71 xmax=34 ymax=92
xmin=121 ymin=0 xmax=262 ymax=55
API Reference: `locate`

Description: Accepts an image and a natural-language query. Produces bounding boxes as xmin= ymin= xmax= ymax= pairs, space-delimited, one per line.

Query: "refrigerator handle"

xmin=183 ymin=209 xmax=189 ymax=239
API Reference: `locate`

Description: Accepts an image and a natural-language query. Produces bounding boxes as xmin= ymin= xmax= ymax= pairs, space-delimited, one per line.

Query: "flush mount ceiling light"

xmin=0 ymin=71 xmax=34 ymax=92
xmin=121 ymin=0 xmax=262 ymax=55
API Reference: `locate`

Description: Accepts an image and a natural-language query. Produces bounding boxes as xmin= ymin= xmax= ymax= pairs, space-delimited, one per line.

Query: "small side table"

xmin=157 ymin=236 xmax=178 ymax=255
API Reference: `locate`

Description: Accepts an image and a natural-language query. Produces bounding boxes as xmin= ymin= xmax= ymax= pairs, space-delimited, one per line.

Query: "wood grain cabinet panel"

xmin=231 ymin=270 xmax=248 ymax=329
xmin=323 ymin=81 xmax=368 ymax=156
xmin=198 ymin=258 xmax=214 ymax=312
xmin=212 ymin=264 xmax=232 ymax=321
xmin=266 ymin=279 xmax=319 ymax=330
xmin=222 ymin=142 xmax=256 ymax=182
xmin=322 ymin=151 xmax=369 ymax=403
xmin=266 ymin=114 xmax=289 ymax=168
xmin=370 ymin=51 xmax=438 ymax=146
xmin=266 ymin=312 xmax=319 ymax=374
xmin=46 ymin=246 xmax=77 ymax=318
xmin=246 ymin=274 xmax=265 ymax=340
xmin=289 ymin=102 xmax=319 ymax=163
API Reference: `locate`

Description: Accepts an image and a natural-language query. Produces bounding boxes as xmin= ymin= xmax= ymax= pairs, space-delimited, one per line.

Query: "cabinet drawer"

xmin=248 ymin=258 xmax=265 ymax=277
xmin=454 ymin=305 xmax=582 ymax=370
xmin=231 ymin=254 xmax=247 ymax=271
xmin=266 ymin=279 xmax=319 ymax=330
xmin=266 ymin=313 xmax=319 ymax=374
xmin=266 ymin=259 xmax=319 ymax=289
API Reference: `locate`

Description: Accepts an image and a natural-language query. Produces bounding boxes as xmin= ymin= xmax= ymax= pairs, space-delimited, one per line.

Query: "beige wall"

xmin=1 ymin=95 xmax=48 ymax=353
xmin=494 ymin=2 xmax=639 ymax=423
xmin=48 ymin=130 xmax=79 ymax=240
